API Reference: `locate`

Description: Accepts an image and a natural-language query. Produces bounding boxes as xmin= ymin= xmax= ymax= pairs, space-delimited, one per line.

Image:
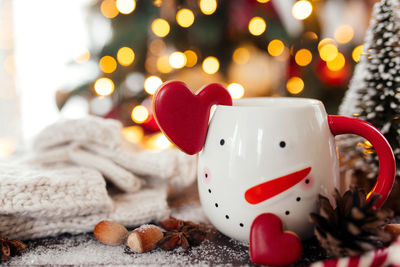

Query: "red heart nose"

xmin=153 ymin=81 xmax=232 ymax=155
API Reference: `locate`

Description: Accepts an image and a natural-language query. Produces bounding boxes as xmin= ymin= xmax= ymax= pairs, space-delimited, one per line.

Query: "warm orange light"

xmin=292 ymin=0 xmax=313 ymax=20
xmin=149 ymin=39 xmax=166 ymax=55
xmin=100 ymin=0 xmax=119 ymax=19
xmin=248 ymin=17 xmax=266 ymax=36
xmin=116 ymin=0 xmax=136 ymax=14
xmin=257 ymin=0 xmax=270 ymax=3
xmin=227 ymin=83 xmax=245 ymax=99
xmin=295 ymin=49 xmax=312 ymax=66
xmin=268 ymin=40 xmax=285 ymax=57
xmin=199 ymin=0 xmax=217 ymax=15
xmin=75 ymin=49 xmax=90 ymax=63
xmin=184 ymin=50 xmax=197 ymax=67
xmin=157 ymin=55 xmax=173 ymax=73
xmin=152 ymin=18 xmax=170 ymax=37
xmin=94 ymin=78 xmax=114 ymax=96
xmin=327 ymin=53 xmax=345 ymax=71
xmin=122 ymin=126 xmax=144 ymax=144
xmin=169 ymin=52 xmax=186 ymax=69
xmin=233 ymin=47 xmax=250 ymax=64
xmin=318 ymin=38 xmax=335 ymax=51
xmin=320 ymin=44 xmax=338 ymax=61
xmin=131 ymin=105 xmax=149 ymax=123
xmin=99 ymin=56 xmax=117 ymax=73
xmin=176 ymin=9 xmax=195 ymax=28
xmin=334 ymin=25 xmax=354 ymax=44
xmin=202 ymin=57 xmax=219 ymax=74
xmin=117 ymin=47 xmax=135 ymax=66
xmin=352 ymin=45 xmax=364 ymax=62
xmin=286 ymin=77 xmax=304 ymax=94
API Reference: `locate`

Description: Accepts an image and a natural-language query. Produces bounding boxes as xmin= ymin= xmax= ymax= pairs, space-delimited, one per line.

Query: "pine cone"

xmin=309 ymin=188 xmax=394 ymax=257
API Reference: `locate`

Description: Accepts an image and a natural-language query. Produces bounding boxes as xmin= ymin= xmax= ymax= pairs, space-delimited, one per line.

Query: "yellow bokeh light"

xmin=155 ymin=133 xmax=172 ymax=149
xmin=352 ymin=45 xmax=364 ymax=62
xmin=131 ymin=105 xmax=149 ymax=124
xmin=0 ymin=138 xmax=16 ymax=158
xmin=169 ymin=52 xmax=187 ymax=69
xmin=184 ymin=50 xmax=197 ymax=67
xmin=295 ymin=49 xmax=312 ymax=66
xmin=257 ymin=0 xmax=270 ymax=3
xmin=286 ymin=77 xmax=304 ymax=95
xmin=327 ymin=52 xmax=345 ymax=71
xmin=100 ymin=0 xmax=119 ymax=19
xmin=144 ymin=75 xmax=163 ymax=95
xmin=122 ymin=126 xmax=144 ymax=144
xmin=318 ymin=38 xmax=335 ymax=51
xmin=99 ymin=56 xmax=117 ymax=73
xmin=117 ymin=46 xmax=135 ymax=66
xmin=334 ymin=25 xmax=354 ymax=44
xmin=116 ymin=0 xmax=136 ymax=14
xmin=319 ymin=44 xmax=338 ymax=61
xmin=248 ymin=17 xmax=266 ymax=36
xmin=94 ymin=77 xmax=114 ymax=96
xmin=75 ymin=49 xmax=90 ymax=63
xmin=292 ymin=0 xmax=313 ymax=20
xmin=157 ymin=55 xmax=173 ymax=73
xmin=233 ymin=47 xmax=250 ymax=64
xmin=202 ymin=56 xmax=219 ymax=74
xmin=152 ymin=18 xmax=170 ymax=37
xmin=176 ymin=9 xmax=195 ymax=28
xmin=199 ymin=0 xmax=217 ymax=15
xmin=268 ymin=39 xmax=285 ymax=57
xmin=227 ymin=83 xmax=245 ymax=99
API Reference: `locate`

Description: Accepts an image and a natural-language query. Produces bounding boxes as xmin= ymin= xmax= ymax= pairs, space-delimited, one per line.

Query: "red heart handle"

xmin=152 ymin=81 xmax=232 ymax=155
xmin=250 ymin=213 xmax=303 ymax=266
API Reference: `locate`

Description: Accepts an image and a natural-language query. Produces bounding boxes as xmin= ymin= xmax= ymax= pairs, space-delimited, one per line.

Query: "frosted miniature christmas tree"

xmin=338 ymin=0 xmax=400 ymax=178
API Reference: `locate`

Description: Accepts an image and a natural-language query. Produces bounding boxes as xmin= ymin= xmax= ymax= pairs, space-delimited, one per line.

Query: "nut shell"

xmin=94 ymin=221 xmax=128 ymax=246
xmin=127 ymin=225 xmax=164 ymax=253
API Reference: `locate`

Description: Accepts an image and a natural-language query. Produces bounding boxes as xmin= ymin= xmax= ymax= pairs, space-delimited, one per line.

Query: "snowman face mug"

xmin=153 ymin=81 xmax=396 ymax=242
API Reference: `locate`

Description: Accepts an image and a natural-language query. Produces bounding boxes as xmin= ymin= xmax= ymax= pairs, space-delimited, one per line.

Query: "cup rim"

xmin=217 ymin=97 xmax=323 ymax=109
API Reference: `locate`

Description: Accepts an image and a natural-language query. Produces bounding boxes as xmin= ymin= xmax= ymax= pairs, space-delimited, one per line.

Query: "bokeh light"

xmin=122 ymin=126 xmax=144 ymax=144
xmin=152 ymin=18 xmax=170 ymax=37
xmin=318 ymin=38 xmax=335 ymax=51
xmin=227 ymin=83 xmax=245 ymax=99
xmin=131 ymin=105 xmax=149 ymax=123
xmin=99 ymin=56 xmax=117 ymax=73
xmin=292 ymin=0 xmax=313 ymax=20
xmin=116 ymin=0 xmax=136 ymax=15
xmin=184 ymin=50 xmax=197 ymax=67
xmin=100 ymin=0 xmax=119 ymax=19
xmin=268 ymin=40 xmax=285 ymax=57
xmin=295 ymin=49 xmax=312 ymax=66
xmin=233 ymin=47 xmax=250 ymax=64
xmin=149 ymin=39 xmax=166 ymax=55
xmin=176 ymin=9 xmax=195 ymax=28
xmin=257 ymin=0 xmax=270 ymax=3
xmin=94 ymin=78 xmax=115 ymax=96
xmin=75 ymin=49 xmax=91 ymax=63
xmin=319 ymin=44 xmax=338 ymax=61
xmin=352 ymin=45 xmax=364 ymax=62
xmin=202 ymin=56 xmax=220 ymax=74
xmin=334 ymin=25 xmax=354 ymax=44
xmin=0 ymin=138 xmax=16 ymax=158
xmin=248 ymin=17 xmax=266 ymax=36
xmin=169 ymin=52 xmax=187 ymax=69
xmin=144 ymin=75 xmax=163 ymax=95
xmin=157 ymin=55 xmax=173 ymax=73
xmin=327 ymin=52 xmax=345 ymax=71
xmin=199 ymin=0 xmax=217 ymax=15
xmin=155 ymin=133 xmax=172 ymax=149
xmin=286 ymin=77 xmax=304 ymax=94
xmin=117 ymin=47 xmax=135 ymax=66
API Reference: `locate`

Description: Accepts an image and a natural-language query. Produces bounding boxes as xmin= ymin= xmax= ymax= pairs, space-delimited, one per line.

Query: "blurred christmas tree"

xmin=58 ymin=0 xmax=370 ymax=146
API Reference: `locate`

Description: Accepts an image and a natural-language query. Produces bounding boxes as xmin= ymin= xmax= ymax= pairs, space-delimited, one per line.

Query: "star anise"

xmin=157 ymin=217 xmax=206 ymax=251
xmin=0 ymin=234 xmax=27 ymax=261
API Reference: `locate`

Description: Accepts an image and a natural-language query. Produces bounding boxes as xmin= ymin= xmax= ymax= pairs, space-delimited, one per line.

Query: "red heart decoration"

xmin=152 ymin=81 xmax=232 ymax=155
xmin=249 ymin=213 xmax=302 ymax=266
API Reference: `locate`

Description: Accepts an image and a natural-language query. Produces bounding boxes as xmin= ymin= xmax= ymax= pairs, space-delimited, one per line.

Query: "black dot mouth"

xmin=285 ymin=210 xmax=290 ymax=215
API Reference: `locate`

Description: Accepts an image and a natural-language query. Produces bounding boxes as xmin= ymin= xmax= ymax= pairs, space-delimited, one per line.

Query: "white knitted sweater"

xmin=0 ymin=117 xmax=197 ymax=240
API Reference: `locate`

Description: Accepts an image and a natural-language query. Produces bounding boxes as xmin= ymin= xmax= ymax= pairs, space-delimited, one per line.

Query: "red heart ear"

xmin=152 ymin=81 xmax=232 ymax=155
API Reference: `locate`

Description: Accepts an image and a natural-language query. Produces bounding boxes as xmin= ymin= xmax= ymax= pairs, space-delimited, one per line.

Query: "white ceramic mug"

xmin=153 ymin=82 xmax=396 ymax=243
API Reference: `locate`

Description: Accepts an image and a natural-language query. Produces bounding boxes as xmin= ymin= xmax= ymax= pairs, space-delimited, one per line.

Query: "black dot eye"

xmin=279 ymin=141 xmax=286 ymax=148
xmin=220 ymin=139 xmax=225 ymax=146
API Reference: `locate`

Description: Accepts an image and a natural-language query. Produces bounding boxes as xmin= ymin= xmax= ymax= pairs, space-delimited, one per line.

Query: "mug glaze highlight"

xmin=153 ymin=82 xmax=396 ymax=243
